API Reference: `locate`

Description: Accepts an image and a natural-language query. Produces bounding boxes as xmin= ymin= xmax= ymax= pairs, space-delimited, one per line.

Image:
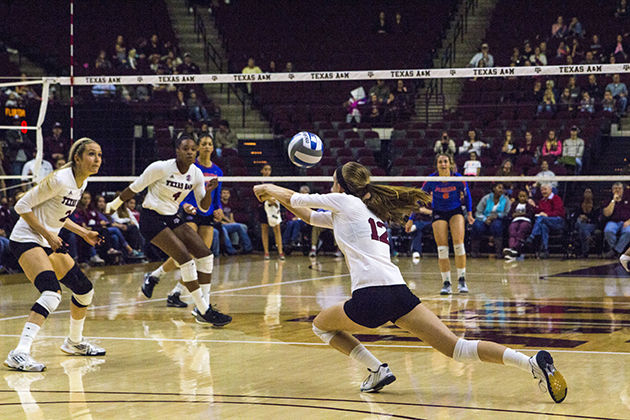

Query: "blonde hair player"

xmin=106 ymin=135 xmax=231 ymax=326
xmin=253 ymin=161 xmax=567 ymax=403
xmin=144 ymin=135 xmax=224 ymax=309
xmin=5 ymin=138 xmax=106 ymax=372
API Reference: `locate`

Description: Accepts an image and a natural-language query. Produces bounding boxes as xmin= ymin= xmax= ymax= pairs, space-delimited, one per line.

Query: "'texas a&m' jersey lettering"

xmin=129 ymin=159 xmax=207 ymax=215
xmin=10 ymin=167 xmax=86 ymax=247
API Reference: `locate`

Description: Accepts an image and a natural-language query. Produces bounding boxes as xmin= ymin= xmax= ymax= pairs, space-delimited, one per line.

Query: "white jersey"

xmin=291 ymin=192 xmax=406 ymax=292
xmin=129 ymin=159 xmax=207 ymax=216
xmin=10 ymin=167 xmax=87 ymax=247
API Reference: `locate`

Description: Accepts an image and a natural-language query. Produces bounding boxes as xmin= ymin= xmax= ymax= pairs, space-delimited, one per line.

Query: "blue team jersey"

xmin=181 ymin=160 xmax=223 ymax=216
xmin=421 ymin=171 xmax=472 ymax=212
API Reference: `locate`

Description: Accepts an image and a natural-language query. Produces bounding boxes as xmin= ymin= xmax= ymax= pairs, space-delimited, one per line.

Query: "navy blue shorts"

xmin=432 ymin=208 xmax=464 ymax=223
xmin=182 ymin=210 xmax=215 ymax=227
xmin=10 ymin=240 xmax=53 ymax=260
xmin=140 ymin=208 xmax=186 ymax=242
xmin=343 ymin=285 xmax=421 ymax=328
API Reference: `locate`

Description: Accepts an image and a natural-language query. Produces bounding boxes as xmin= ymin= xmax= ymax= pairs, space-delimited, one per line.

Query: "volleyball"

xmin=288 ymin=131 xmax=324 ymax=168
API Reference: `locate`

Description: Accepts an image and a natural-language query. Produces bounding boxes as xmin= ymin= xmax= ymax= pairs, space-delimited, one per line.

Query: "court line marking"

xmin=0 ymin=334 xmax=627 ymax=356
xmin=0 ymin=273 xmax=350 ymax=322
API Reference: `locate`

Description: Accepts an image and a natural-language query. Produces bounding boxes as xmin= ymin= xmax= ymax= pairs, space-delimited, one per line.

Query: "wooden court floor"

xmin=1 ymin=254 xmax=629 ymax=419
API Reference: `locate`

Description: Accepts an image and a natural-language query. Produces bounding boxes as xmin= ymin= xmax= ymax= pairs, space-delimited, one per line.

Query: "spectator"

xmin=368 ymin=80 xmax=390 ymax=104
xmin=495 ymin=159 xmax=520 ymax=194
xmin=433 ymin=131 xmax=456 ymax=157
xmin=613 ymin=34 xmax=628 ymax=62
xmin=268 ymin=60 xmax=277 ymax=72
xmin=503 ymin=190 xmax=536 ymax=260
xmin=616 ymin=0 xmax=630 ymax=18
xmin=374 ymin=11 xmax=390 ymax=34
xmin=524 ymin=183 xmax=566 ymax=258
xmin=602 ymin=182 xmax=630 ymax=258
xmin=43 ymin=122 xmax=70 ymax=163
xmin=187 ymin=90 xmax=209 ymax=122
xmin=530 ymin=80 xmax=544 ymax=103
xmin=582 ymin=51 xmax=598 ymax=65
xmin=72 ymin=191 xmax=106 ymax=265
xmin=5 ymin=117 xmax=34 ymax=176
xmin=569 ymin=38 xmax=583 ymax=61
xmin=171 ymin=89 xmax=188 ymax=119
xmin=556 ymin=41 xmax=570 ymax=59
xmin=589 ymin=35 xmax=603 ymax=59
xmin=558 ymin=88 xmax=574 ymax=112
xmin=145 ymin=34 xmax=166 ymax=58
xmin=367 ymin=93 xmax=383 ymax=123
xmin=532 ymin=160 xmax=558 ymax=193
xmin=125 ymin=48 xmax=138 ymax=71
xmin=242 ymin=57 xmax=262 ymax=75
xmin=177 ymin=52 xmax=200 ymax=74
xmin=521 ymin=42 xmax=534 ymax=63
xmin=568 ymin=17 xmax=584 ymax=38
xmin=94 ymin=49 xmax=112 ymax=72
xmin=284 ymin=62 xmax=294 ymax=72
xmin=404 ymin=204 xmax=433 ymax=259
xmin=21 ymin=151 xmax=53 ymax=186
xmin=111 ymin=199 xmax=145 ymax=254
xmin=551 ymin=16 xmax=568 ymax=38
xmin=458 ymin=130 xmax=490 ymax=156
xmin=219 ymin=188 xmax=253 ymax=255
xmin=529 ymin=46 xmax=548 ymax=66
xmin=578 ymin=91 xmax=595 ymax=114
xmin=94 ymin=195 xmax=144 ymax=260
xmin=606 ymin=74 xmax=628 ymax=114
xmin=537 ymin=89 xmax=556 ymax=115
xmin=519 ymin=131 xmax=539 ymax=166
xmin=501 ymin=130 xmax=518 ymax=158
xmin=585 ymin=74 xmax=603 ymax=100
xmin=391 ymin=12 xmax=407 ymax=34
xmin=75 ymin=193 xmax=125 ymax=261
xmin=541 ymin=130 xmax=562 ymax=160
xmin=463 ymin=151 xmax=482 ymax=176
xmin=214 ymin=119 xmax=238 ymax=156
xmin=471 ymin=183 xmax=511 ymax=257
xmin=560 ymin=126 xmax=585 ymax=173
xmin=566 ymin=76 xmax=581 ymax=102
xmin=469 ymin=43 xmax=494 ymax=67
xmin=283 ymin=185 xmax=310 ymax=250
xmin=510 ymin=47 xmax=522 ymax=66
xmin=572 ymin=187 xmax=600 ymax=258
xmin=602 ymin=90 xmax=616 ymax=113
xmin=344 ymin=88 xmax=366 ymax=124
xmin=113 ymin=34 xmax=126 ymax=62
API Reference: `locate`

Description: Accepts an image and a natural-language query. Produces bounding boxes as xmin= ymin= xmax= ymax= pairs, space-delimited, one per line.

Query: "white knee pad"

xmin=195 ymin=254 xmax=214 ymax=274
xmin=437 ymin=246 xmax=449 ymax=260
xmin=312 ymin=324 xmax=338 ymax=344
xmin=180 ymin=260 xmax=198 ymax=283
xmin=453 ymin=338 xmax=480 ymax=363
xmin=36 ymin=291 xmax=62 ymax=315
xmin=453 ymin=243 xmax=466 ymax=256
xmin=72 ymin=289 xmax=94 ymax=307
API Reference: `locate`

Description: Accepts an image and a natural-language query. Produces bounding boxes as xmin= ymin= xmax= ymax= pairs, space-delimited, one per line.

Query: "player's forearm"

xmin=20 ymin=212 xmax=54 ymax=240
xmin=63 ymin=219 xmax=89 ymax=237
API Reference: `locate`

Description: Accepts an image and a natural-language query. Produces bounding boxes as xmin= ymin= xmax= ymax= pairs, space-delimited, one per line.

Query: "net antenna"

xmin=0 ymin=79 xmax=52 ymax=185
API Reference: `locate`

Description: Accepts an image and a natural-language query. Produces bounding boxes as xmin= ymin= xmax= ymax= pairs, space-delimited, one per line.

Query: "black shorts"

xmin=140 ymin=208 xmax=186 ymax=242
xmin=343 ymin=285 xmax=421 ymax=328
xmin=258 ymin=205 xmax=268 ymax=224
xmin=181 ymin=210 xmax=215 ymax=227
xmin=432 ymin=208 xmax=464 ymax=223
xmin=10 ymin=240 xmax=53 ymax=260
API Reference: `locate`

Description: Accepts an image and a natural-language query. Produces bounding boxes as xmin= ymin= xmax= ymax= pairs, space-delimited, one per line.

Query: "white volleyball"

xmin=288 ymin=131 xmax=324 ymax=168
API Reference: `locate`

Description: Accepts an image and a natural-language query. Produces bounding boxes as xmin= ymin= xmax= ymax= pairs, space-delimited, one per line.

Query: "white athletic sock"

xmin=457 ymin=268 xmax=466 ymax=280
xmin=170 ymin=281 xmax=185 ymax=296
xmin=440 ymin=271 xmax=452 ymax=284
xmin=151 ymin=265 xmax=166 ymax=279
xmin=349 ymin=344 xmax=382 ymax=371
xmin=15 ymin=322 xmax=40 ymax=354
xmin=502 ymin=348 xmax=531 ymax=372
xmin=190 ymin=288 xmax=209 ymax=314
xmin=200 ymin=283 xmax=211 ymax=304
xmin=69 ymin=317 xmax=85 ymax=343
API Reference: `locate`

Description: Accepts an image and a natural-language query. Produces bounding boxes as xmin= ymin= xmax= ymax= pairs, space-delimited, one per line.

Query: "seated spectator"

xmin=556 ymin=41 xmax=570 ymax=59
xmin=537 ymin=89 xmax=556 ymax=115
xmin=532 ymin=160 xmax=559 ymax=193
xmin=404 ymin=204 xmax=433 ymax=259
xmin=391 ymin=12 xmax=407 ymax=34
xmin=519 ymin=131 xmax=539 ymax=166
xmin=510 ymin=47 xmax=522 ymax=66
xmin=585 ymin=74 xmax=603 ymax=100
xmin=282 ymin=186 xmax=310 ymax=250
xmin=566 ymin=76 xmax=581 ymax=103
xmin=541 ymin=130 xmax=562 ymax=160
xmin=219 ymin=188 xmax=253 ymax=255
xmin=214 ymin=120 xmax=238 ymax=156
xmin=94 ymin=49 xmax=112 ymax=72
xmin=177 ymin=52 xmax=200 ymax=74
xmin=616 ymin=0 xmax=630 ymax=17
xmin=560 ymin=126 xmax=585 ymax=173
xmin=572 ymin=187 xmax=600 ymax=258
xmin=368 ymin=80 xmax=390 ymax=105
xmin=501 ymin=130 xmax=518 ymax=159
xmin=529 ymin=46 xmax=548 ymax=66
xmin=569 ymin=38 xmax=583 ymax=61
xmin=568 ymin=17 xmax=584 ymax=38
xmin=5 ymin=119 xmax=34 ymax=176
xmin=367 ymin=93 xmax=383 ymax=123
xmin=582 ymin=51 xmax=598 ymax=65
xmin=171 ymin=89 xmax=188 ymax=119
xmin=578 ymin=91 xmax=595 ymax=114
xmin=458 ymin=130 xmax=490 ymax=156
xmin=471 ymin=183 xmax=511 ymax=257
xmin=94 ymin=195 xmax=144 ymax=260
xmin=529 ymin=80 xmax=544 ymax=104
xmin=602 ymin=182 xmax=630 ymax=258
xmin=72 ymin=192 xmax=106 ymax=265
xmin=495 ymin=159 xmax=520 ymax=194
xmin=606 ymin=74 xmax=628 ymax=114
xmin=344 ymin=87 xmax=367 ymax=124
xmin=91 ymin=83 xmax=116 ymax=99
xmin=44 ymin=122 xmax=70 ymax=163
xmin=551 ymin=16 xmax=568 ymax=38
xmin=503 ymin=190 xmax=535 ymax=260
xmin=524 ymin=183 xmax=566 ymax=258
xmin=242 ymin=56 xmax=262 ymax=94
xmin=463 ymin=151 xmax=482 ymax=176
xmin=558 ymin=88 xmax=575 ymax=112
xmin=187 ymin=90 xmax=209 ymax=122
xmin=284 ymin=62 xmax=294 ymax=72
xmin=602 ymin=90 xmax=616 ymax=113
xmin=145 ymin=34 xmax=166 ymax=58
xmin=374 ymin=11 xmax=390 ymax=34
xmin=268 ymin=60 xmax=277 ymax=72
xmin=434 ymin=131 xmax=456 ymax=157
xmin=111 ymin=199 xmax=145 ymax=254
xmin=613 ymin=34 xmax=629 ymax=62
xmin=469 ymin=43 xmax=494 ymax=67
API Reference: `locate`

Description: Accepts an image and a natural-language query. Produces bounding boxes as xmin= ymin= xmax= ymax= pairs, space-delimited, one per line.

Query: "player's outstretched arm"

xmin=105 ymin=187 xmax=136 ymax=214
xmin=63 ymin=219 xmax=103 ymax=246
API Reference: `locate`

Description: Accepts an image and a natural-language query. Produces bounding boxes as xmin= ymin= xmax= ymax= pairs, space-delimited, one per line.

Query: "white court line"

xmin=0 ymin=333 xmax=627 ymax=356
xmin=0 ymin=273 xmax=349 ymax=322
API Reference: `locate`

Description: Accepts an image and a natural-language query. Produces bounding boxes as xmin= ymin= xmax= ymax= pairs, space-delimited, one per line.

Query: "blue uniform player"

xmin=421 ymin=154 xmax=474 ymax=295
xmin=144 ymin=135 xmax=225 ymax=308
